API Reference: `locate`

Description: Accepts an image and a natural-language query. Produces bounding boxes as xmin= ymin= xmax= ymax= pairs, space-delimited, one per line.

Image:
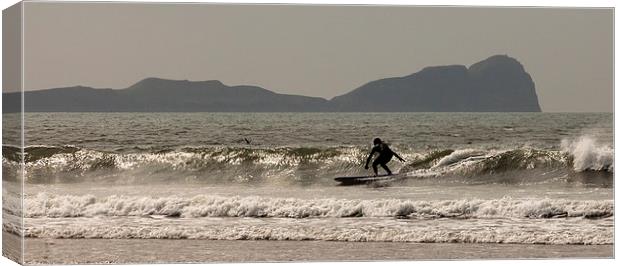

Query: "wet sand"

xmin=3 ymin=233 xmax=612 ymax=264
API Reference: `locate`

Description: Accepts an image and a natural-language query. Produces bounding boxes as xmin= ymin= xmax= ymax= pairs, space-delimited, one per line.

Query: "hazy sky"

xmin=20 ymin=2 xmax=612 ymax=112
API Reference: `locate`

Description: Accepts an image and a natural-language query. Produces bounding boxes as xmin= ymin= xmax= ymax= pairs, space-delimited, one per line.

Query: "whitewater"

xmin=2 ymin=112 xmax=613 ymax=249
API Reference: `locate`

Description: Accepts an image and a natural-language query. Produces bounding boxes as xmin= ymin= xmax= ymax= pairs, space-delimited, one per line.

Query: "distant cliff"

xmin=330 ymin=55 xmax=541 ymax=112
xmin=3 ymin=55 xmax=541 ymax=112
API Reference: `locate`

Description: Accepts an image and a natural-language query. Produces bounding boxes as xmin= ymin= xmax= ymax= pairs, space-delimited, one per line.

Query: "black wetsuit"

xmin=365 ymin=143 xmax=400 ymax=176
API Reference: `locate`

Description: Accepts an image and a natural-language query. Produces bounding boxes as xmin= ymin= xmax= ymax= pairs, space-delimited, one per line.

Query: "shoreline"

xmin=4 ymin=233 xmax=613 ymax=264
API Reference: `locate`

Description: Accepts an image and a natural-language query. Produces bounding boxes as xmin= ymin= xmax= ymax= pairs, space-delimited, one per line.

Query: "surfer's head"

xmin=373 ymin=138 xmax=382 ymax=145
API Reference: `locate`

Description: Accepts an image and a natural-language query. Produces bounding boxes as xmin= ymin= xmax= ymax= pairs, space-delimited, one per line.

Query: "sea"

xmin=1 ymin=112 xmax=614 ymax=263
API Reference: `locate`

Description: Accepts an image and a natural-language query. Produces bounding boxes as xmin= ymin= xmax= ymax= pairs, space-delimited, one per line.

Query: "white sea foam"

xmin=23 ymin=193 xmax=613 ymax=219
xmin=15 ymin=214 xmax=613 ymax=244
xmin=562 ymin=136 xmax=613 ymax=172
xmin=8 ymin=192 xmax=614 ymax=244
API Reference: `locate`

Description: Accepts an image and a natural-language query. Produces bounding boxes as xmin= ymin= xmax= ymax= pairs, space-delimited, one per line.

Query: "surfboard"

xmin=334 ymin=173 xmax=401 ymax=186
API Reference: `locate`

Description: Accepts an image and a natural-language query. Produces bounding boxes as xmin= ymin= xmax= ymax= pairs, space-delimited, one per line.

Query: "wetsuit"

xmin=365 ymin=143 xmax=402 ymax=176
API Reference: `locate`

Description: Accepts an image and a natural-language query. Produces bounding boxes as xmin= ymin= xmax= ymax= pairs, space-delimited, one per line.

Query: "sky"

xmin=15 ymin=2 xmax=613 ymax=112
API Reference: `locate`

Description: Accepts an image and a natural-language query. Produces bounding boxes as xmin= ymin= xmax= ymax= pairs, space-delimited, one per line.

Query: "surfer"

xmin=364 ymin=138 xmax=405 ymax=176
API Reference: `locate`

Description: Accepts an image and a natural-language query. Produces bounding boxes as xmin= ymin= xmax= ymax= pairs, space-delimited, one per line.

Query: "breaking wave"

xmin=2 ymin=137 xmax=613 ymax=184
xmin=23 ymin=193 xmax=613 ymax=219
xmin=562 ymin=136 xmax=614 ymax=172
xmin=6 ymin=193 xmax=612 ymax=244
xmin=11 ymin=215 xmax=612 ymax=244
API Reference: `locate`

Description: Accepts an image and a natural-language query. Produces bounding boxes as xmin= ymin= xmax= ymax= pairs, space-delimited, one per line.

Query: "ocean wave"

xmin=13 ymin=216 xmax=611 ymax=244
xmin=6 ymin=193 xmax=614 ymax=244
xmin=2 ymin=141 xmax=613 ymax=184
xmin=23 ymin=193 xmax=613 ymax=219
xmin=562 ymin=136 xmax=614 ymax=172
xmin=403 ymin=149 xmax=573 ymax=181
xmin=6 ymin=146 xmax=368 ymax=184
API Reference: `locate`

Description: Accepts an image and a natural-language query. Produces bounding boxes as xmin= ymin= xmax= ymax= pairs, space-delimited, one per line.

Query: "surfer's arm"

xmin=364 ymin=149 xmax=377 ymax=168
xmin=393 ymin=152 xmax=405 ymax=162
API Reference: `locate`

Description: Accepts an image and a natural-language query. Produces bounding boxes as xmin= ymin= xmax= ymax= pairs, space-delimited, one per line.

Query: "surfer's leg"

xmin=375 ymin=157 xmax=391 ymax=175
xmin=371 ymin=160 xmax=379 ymax=176
xmin=380 ymin=163 xmax=392 ymax=175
